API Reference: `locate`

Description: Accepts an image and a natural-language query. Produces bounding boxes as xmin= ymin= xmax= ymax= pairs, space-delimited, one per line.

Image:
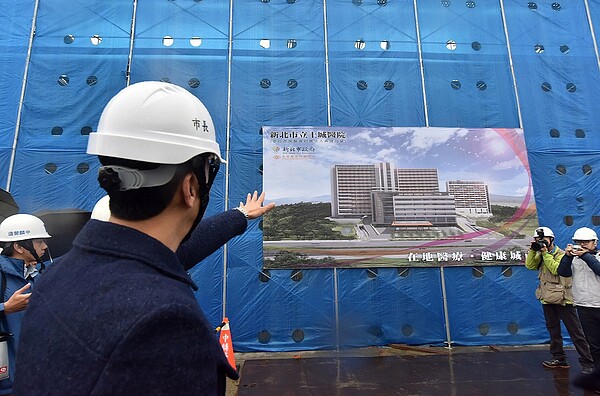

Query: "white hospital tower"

xmin=330 ymin=163 xmax=492 ymax=227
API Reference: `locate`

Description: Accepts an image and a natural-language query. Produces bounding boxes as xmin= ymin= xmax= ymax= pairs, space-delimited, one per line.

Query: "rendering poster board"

xmin=262 ymin=127 xmax=537 ymax=269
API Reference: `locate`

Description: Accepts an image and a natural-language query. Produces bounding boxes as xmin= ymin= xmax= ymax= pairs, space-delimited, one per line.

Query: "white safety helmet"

xmin=0 ymin=214 xmax=52 ymax=242
xmin=573 ymin=227 xmax=598 ymax=241
xmin=90 ymin=195 xmax=111 ymax=222
xmin=533 ymin=227 xmax=554 ymax=238
xmin=87 ymin=81 xmax=225 ymax=165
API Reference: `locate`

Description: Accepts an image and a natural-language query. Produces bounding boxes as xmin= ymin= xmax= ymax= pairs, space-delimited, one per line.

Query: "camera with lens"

xmin=531 ymin=229 xmax=548 ymax=251
xmin=572 ymin=244 xmax=583 ymax=251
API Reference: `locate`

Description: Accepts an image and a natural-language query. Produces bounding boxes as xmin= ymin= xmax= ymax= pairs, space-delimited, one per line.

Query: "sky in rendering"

xmin=263 ymin=126 xmax=530 ymax=204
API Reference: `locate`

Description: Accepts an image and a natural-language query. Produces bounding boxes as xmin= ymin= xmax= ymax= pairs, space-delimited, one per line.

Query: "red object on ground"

xmin=219 ymin=317 xmax=236 ymax=370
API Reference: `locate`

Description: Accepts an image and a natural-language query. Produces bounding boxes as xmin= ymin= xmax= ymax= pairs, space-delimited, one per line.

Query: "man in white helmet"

xmin=525 ymin=226 xmax=594 ymax=373
xmin=0 ymin=214 xmax=51 ymax=395
xmin=557 ymin=228 xmax=600 ymax=372
xmin=14 ymin=81 xmax=273 ymax=396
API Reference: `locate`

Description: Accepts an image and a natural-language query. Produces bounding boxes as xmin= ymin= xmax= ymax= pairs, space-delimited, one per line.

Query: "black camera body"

xmin=531 ymin=240 xmax=548 ymax=251
xmin=531 ymin=228 xmax=548 ymax=251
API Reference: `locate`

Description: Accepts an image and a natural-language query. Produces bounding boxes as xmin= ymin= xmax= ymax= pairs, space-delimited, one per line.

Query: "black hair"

xmin=1 ymin=242 xmax=15 ymax=256
xmin=98 ymin=156 xmax=194 ymax=221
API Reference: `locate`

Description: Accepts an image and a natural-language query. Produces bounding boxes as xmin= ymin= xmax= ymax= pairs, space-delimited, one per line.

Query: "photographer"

xmin=558 ymin=228 xmax=600 ymax=370
xmin=526 ymin=227 xmax=594 ymax=373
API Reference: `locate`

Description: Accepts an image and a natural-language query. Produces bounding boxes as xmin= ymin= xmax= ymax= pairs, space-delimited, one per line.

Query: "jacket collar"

xmin=0 ymin=255 xmax=26 ymax=278
xmin=73 ymin=220 xmax=198 ymax=290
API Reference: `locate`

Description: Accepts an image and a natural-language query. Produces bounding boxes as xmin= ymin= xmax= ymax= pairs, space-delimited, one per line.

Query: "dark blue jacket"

xmin=14 ymin=210 xmax=246 ymax=396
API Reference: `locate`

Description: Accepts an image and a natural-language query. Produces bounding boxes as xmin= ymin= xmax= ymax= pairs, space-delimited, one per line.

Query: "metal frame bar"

xmin=222 ymin=0 xmax=235 ymax=319
xmin=6 ymin=0 xmax=40 ymax=192
xmin=499 ymin=0 xmax=524 ymax=129
xmin=125 ymin=0 xmax=139 ymax=86
xmin=413 ymin=0 xmax=429 ymax=127
xmin=584 ymin=0 xmax=600 ymax=71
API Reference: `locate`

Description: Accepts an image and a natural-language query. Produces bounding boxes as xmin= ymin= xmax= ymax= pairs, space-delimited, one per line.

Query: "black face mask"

xmin=180 ymin=154 xmax=220 ymax=244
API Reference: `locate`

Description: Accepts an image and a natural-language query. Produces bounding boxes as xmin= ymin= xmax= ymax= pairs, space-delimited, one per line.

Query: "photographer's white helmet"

xmin=573 ymin=227 xmax=598 ymax=241
xmin=90 ymin=195 xmax=111 ymax=222
xmin=533 ymin=227 xmax=554 ymax=238
xmin=87 ymin=81 xmax=224 ymax=164
xmin=0 ymin=214 xmax=51 ymax=242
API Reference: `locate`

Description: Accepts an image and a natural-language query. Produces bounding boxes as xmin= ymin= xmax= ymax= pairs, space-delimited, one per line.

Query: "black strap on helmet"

xmin=191 ymin=153 xmax=221 ymax=221
xmin=18 ymin=240 xmax=46 ymax=273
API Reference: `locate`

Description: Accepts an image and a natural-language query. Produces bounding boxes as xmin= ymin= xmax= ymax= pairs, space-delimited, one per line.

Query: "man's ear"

xmin=181 ymin=172 xmax=198 ymax=208
xmin=13 ymin=242 xmax=24 ymax=254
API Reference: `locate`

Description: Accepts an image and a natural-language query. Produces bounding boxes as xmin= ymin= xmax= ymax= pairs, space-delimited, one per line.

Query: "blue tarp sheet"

xmin=1 ymin=0 xmax=598 ymax=351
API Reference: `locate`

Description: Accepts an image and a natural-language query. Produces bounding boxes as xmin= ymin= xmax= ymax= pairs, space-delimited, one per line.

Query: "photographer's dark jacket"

xmin=13 ymin=210 xmax=247 ymax=396
xmin=526 ymin=245 xmax=573 ymax=305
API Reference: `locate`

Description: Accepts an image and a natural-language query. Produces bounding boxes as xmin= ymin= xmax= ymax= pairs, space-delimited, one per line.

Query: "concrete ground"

xmin=226 ymin=344 xmax=597 ymax=396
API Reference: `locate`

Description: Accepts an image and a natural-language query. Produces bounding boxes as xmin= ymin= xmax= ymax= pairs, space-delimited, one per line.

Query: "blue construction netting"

xmin=1 ymin=0 xmax=599 ymax=351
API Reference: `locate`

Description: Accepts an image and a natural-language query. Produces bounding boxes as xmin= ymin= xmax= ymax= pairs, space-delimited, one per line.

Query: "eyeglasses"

xmin=573 ymin=240 xmax=595 ymax=245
